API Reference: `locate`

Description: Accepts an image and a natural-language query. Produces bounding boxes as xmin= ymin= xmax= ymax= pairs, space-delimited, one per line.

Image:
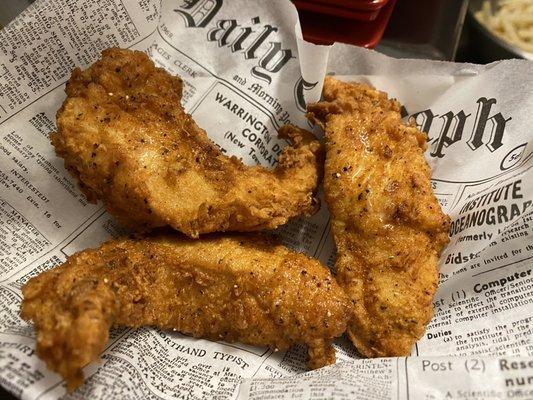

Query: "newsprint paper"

xmin=0 ymin=0 xmax=532 ymax=399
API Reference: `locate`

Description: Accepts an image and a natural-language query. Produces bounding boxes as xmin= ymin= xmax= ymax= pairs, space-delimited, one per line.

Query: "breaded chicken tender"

xmin=307 ymin=77 xmax=450 ymax=358
xmin=21 ymin=234 xmax=349 ymax=390
xmin=52 ymin=48 xmax=322 ymax=238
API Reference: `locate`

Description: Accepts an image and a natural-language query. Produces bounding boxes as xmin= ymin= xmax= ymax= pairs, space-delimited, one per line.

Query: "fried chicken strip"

xmin=21 ymin=234 xmax=349 ymax=390
xmin=52 ymin=48 xmax=322 ymax=237
xmin=307 ymin=77 xmax=450 ymax=357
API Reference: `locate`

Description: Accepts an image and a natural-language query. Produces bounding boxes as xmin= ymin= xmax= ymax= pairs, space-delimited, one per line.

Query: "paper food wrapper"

xmin=0 ymin=0 xmax=532 ymax=399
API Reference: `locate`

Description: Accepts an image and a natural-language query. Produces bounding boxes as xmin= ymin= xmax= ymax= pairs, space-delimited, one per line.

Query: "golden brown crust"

xmin=21 ymin=233 xmax=349 ymax=390
xmin=52 ymin=48 xmax=322 ymax=237
xmin=307 ymin=77 xmax=450 ymax=357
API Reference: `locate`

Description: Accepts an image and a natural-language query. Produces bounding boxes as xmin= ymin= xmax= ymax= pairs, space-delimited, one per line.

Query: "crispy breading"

xmin=51 ymin=48 xmax=322 ymax=238
xmin=21 ymin=233 xmax=349 ymax=390
xmin=307 ymin=77 xmax=450 ymax=357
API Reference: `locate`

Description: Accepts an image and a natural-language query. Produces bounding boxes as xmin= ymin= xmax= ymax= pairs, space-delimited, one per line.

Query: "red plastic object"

xmin=295 ymin=0 xmax=397 ymax=47
xmin=294 ymin=1 xmax=382 ymax=20
xmin=306 ymin=0 xmax=390 ymax=11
